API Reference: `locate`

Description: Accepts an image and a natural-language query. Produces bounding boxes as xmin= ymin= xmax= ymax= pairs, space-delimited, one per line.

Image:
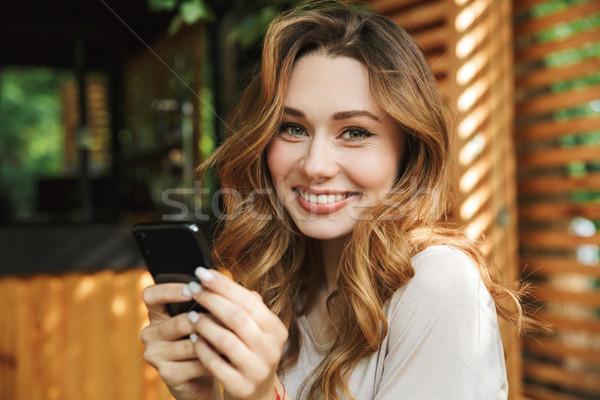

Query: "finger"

xmin=190 ymin=334 xmax=249 ymax=395
xmin=141 ymin=313 xmax=195 ymax=344
xmin=188 ymin=275 xmax=288 ymax=358
xmin=193 ymin=268 xmax=278 ymax=330
xmin=142 ymin=283 xmax=193 ymax=321
xmin=143 ymin=337 xmax=198 ymax=366
xmin=156 ymin=360 xmax=212 ymax=387
xmin=188 ymin=311 xmax=262 ymax=375
xmin=187 ymin=283 xmax=267 ymax=351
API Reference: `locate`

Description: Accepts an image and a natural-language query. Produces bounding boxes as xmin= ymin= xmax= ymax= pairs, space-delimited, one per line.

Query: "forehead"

xmin=284 ymin=54 xmax=381 ymax=112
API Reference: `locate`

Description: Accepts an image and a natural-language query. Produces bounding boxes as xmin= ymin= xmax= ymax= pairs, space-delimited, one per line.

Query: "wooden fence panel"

xmin=0 ymin=269 xmax=174 ymax=400
xmin=514 ymin=0 xmax=600 ymax=398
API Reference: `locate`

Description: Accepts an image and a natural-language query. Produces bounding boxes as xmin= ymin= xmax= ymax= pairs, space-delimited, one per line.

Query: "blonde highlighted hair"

xmin=199 ymin=2 xmax=542 ymax=399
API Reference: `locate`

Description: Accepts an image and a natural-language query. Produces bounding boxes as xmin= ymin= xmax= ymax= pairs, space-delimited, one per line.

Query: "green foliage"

xmin=147 ymin=0 xmax=177 ymax=11
xmin=180 ymin=0 xmax=214 ymax=23
xmin=0 ymin=67 xmax=69 ymax=214
xmin=567 ymin=160 xmax=600 ymax=179
xmin=147 ymin=0 xmax=215 ymax=35
xmin=551 ymin=72 xmax=600 ymax=92
xmin=571 ymin=190 xmax=600 ymax=203
xmin=538 ymin=13 xmax=600 ymax=43
xmin=545 ymin=41 xmax=600 ymax=67
xmin=226 ymin=0 xmax=370 ymax=48
xmin=560 ymin=130 xmax=600 ymax=147
xmin=168 ymin=0 xmax=216 ymax=35
xmin=532 ymin=0 xmax=591 ymax=18
xmin=567 ymin=160 xmax=588 ymax=177
xmin=227 ymin=5 xmax=280 ymax=48
xmin=148 ymin=0 xmax=307 ymax=45
xmin=555 ymin=102 xmax=600 ymax=120
xmin=199 ymin=85 xmax=215 ymax=159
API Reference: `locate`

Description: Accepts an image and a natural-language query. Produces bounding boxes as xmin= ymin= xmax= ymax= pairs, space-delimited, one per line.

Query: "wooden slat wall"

xmin=372 ymin=0 xmax=522 ymax=398
xmin=513 ymin=0 xmax=600 ymax=398
xmin=0 ymin=269 xmax=175 ymax=400
xmin=373 ymin=0 xmax=451 ymax=94
xmin=60 ymin=75 xmax=111 ymax=173
xmin=451 ymin=1 xmax=525 ymax=398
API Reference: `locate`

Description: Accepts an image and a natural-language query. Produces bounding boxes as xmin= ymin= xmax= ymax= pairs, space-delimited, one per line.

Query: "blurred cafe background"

xmin=0 ymin=0 xmax=599 ymax=399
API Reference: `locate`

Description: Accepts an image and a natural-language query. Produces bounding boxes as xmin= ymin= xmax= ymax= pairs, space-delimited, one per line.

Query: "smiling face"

xmin=266 ymin=54 xmax=405 ymax=240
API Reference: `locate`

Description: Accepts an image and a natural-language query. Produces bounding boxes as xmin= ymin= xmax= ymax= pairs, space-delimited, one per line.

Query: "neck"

xmin=318 ymin=237 xmax=345 ymax=294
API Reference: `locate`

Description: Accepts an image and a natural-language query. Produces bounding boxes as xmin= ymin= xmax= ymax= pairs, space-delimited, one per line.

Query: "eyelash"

xmin=341 ymin=127 xmax=374 ymax=140
xmin=279 ymin=123 xmax=375 ymax=141
xmin=280 ymin=123 xmax=307 ymax=137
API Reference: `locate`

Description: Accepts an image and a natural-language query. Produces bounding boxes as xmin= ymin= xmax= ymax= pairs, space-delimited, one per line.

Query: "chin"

xmin=292 ymin=219 xmax=357 ymax=241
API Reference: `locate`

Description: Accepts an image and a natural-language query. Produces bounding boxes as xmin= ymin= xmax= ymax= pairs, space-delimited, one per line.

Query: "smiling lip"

xmin=294 ymin=187 xmax=359 ymax=214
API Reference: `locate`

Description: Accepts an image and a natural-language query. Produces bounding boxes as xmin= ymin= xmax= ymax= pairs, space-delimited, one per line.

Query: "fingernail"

xmin=195 ymin=267 xmax=214 ymax=283
xmin=182 ymin=285 xmax=192 ymax=297
xmin=187 ymin=280 xmax=202 ymax=294
xmin=188 ymin=311 xmax=200 ymax=323
xmin=190 ymin=333 xmax=198 ymax=343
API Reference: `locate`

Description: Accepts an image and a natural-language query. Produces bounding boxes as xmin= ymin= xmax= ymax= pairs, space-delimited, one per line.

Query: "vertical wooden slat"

xmin=492 ymin=0 xmax=523 ymax=397
xmin=41 ymin=275 xmax=65 ymax=400
xmin=96 ymin=270 xmax=116 ymax=399
xmin=0 ymin=268 xmax=175 ymax=400
xmin=60 ymin=76 xmax=111 ymax=172
xmin=114 ymin=269 xmax=136 ymax=400
xmin=0 ymin=276 xmax=18 ymax=400
xmin=514 ymin=0 xmax=600 ymax=398
xmin=15 ymin=275 xmax=36 ymax=399
xmin=451 ymin=0 xmax=523 ymax=396
xmin=104 ymin=268 xmax=145 ymax=400
xmin=78 ymin=272 xmax=100 ymax=398
xmin=63 ymin=272 xmax=82 ymax=399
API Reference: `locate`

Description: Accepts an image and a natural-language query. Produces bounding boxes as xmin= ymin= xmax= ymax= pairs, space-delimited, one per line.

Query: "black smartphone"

xmin=132 ymin=221 xmax=215 ymax=316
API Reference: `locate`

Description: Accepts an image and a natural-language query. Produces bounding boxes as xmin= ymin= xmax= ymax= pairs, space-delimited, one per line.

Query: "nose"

xmin=299 ymin=137 xmax=339 ymax=181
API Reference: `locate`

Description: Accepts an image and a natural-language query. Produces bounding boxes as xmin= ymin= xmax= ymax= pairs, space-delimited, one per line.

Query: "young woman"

xmin=141 ymin=3 xmax=539 ymax=399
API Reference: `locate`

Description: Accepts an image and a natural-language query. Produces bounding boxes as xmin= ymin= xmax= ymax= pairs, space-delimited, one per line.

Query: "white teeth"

xmin=299 ymin=190 xmax=349 ymax=204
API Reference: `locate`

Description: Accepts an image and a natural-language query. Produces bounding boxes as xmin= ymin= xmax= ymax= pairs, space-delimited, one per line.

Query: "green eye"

xmin=282 ymin=124 xmax=306 ymax=136
xmin=342 ymin=128 xmax=372 ymax=140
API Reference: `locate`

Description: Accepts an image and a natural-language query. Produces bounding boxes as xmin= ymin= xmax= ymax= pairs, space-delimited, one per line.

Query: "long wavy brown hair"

xmin=198 ymin=2 xmax=542 ymax=399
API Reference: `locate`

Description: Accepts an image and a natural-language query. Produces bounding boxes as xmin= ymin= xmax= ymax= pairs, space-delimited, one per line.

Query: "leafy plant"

xmin=0 ymin=67 xmax=69 ymax=215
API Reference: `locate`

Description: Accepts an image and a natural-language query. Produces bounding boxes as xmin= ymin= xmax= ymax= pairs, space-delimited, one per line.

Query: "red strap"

xmin=275 ymin=383 xmax=286 ymax=400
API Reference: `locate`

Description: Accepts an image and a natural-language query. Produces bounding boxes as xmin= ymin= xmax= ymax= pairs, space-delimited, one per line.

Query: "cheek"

xmin=266 ymin=140 xmax=292 ymax=181
xmin=345 ymin=149 xmax=402 ymax=195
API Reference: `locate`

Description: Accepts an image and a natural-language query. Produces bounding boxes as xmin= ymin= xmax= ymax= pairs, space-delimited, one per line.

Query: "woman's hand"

xmin=140 ymin=282 xmax=216 ymax=400
xmin=186 ymin=267 xmax=289 ymax=400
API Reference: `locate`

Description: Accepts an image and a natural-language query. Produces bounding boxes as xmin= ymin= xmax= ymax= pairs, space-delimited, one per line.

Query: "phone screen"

xmin=132 ymin=222 xmax=215 ymax=315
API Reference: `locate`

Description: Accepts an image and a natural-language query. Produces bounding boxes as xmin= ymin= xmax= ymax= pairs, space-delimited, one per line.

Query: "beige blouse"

xmin=279 ymin=245 xmax=508 ymax=400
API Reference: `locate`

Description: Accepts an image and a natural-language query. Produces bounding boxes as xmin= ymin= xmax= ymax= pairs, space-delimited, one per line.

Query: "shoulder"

xmin=410 ymin=244 xmax=482 ymax=285
xmin=386 ymin=244 xmax=496 ymax=333
xmin=401 ymin=245 xmax=488 ymax=304
xmin=378 ymin=246 xmax=508 ymax=398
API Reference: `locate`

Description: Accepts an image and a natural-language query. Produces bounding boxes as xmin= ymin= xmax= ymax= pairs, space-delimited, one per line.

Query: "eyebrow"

xmin=283 ymin=107 xmax=381 ymax=122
